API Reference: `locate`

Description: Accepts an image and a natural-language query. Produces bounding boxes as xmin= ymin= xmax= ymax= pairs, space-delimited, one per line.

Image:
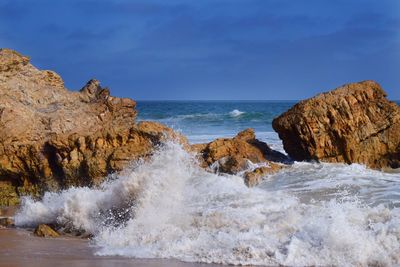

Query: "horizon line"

xmin=134 ymin=99 xmax=400 ymax=102
xmin=135 ymin=99 xmax=301 ymax=102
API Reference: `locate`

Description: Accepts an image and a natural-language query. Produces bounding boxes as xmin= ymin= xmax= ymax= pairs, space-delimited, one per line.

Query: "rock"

xmin=192 ymin=128 xmax=289 ymax=186
xmin=0 ymin=206 xmax=17 ymax=217
xmin=0 ymin=181 xmax=20 ymax=206
xmin=0 ymin=48 xmax=187 ymax=205
xmin=34 ymin=224 xmax=59 ymax=238
xmin=272 ymin=81 xmax=400 ymax=169
xmin=0 ymin=49 xmax=30 ymax=73
xmin=0 ymin=217 xmax=14 ymax=228
xmin=244 ymin=165 xmax=283 ymax=187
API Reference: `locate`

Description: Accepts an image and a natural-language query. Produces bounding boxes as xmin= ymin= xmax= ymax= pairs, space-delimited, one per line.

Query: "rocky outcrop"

xmin=0 ymin=48 xmax=186 ymax=205
xmin=192 ymin=128 xmax=289 ymax=186
xmin=272 ymin=81 xmax=400 ymax=169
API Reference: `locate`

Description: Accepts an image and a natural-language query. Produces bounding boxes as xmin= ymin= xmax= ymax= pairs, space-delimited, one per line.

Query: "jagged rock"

xmin=0 ymin=48 xmax=187 ymax=205
xmin=272 ymin=81 xmax=400 ymax=169
xmin=0 ymin=49 xmax=30 ymax=73
xmin=34 ymin=224 xmax=59 ymax=238
xmin=192 ymin=128 xmax=289 ymax=186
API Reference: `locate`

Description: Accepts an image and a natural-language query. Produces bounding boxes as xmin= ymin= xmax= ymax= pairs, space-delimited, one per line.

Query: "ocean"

xmin=136 ymin=100 xmax=296 ymax=151
xmin=14 ymin=100 xmax=400 ymax=266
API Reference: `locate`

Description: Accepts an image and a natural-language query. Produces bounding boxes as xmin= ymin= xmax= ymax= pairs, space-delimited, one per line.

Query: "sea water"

xmin=14 ymin=101 xmax=400 ymax=266
xmin=136 ymin=101 xmax=294 ymax=151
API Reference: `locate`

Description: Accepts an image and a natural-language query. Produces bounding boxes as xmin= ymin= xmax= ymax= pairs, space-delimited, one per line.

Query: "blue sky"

xmin=1 ymin=0 xmax=399 ymax=100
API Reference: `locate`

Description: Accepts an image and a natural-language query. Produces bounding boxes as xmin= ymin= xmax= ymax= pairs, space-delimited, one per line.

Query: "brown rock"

xmin=0 ymin=217 xmax=14 ymax=228
xmin=0 ymin=181 xmax=20 ymax=206
xmin=192 ymin=128 xmax=288 ymax=186
xmin=0 ymin=49 xmax=30 ymax=73
xmin=34 ymin=224 xmax=59 ymax=238
xmin=0 ymin=206 xmax=17 ymax=217
xmin=272 ymin=80 xmax=400 ymax=169
xmin=0 ymin=48 xmax=187 ymax=204
xmin=244 ymin=165 xmax=281 ymax=187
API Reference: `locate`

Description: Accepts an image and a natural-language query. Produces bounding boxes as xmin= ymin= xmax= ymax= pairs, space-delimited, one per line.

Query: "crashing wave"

xmin=15 ymin=141 xmax=400 ymax=266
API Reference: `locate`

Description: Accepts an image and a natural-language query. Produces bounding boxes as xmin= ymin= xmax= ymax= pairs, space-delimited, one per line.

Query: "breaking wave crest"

xmin=15 ymin=142 xmax=400 ymax=266
xmin=229 ymin=109 xmax=245 ymax=117
xmin=146 ymin=110 xmax=267 ymax=124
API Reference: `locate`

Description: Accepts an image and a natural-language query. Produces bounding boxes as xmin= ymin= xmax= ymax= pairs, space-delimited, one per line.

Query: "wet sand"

xmin=0 ymin=228 xmax=231 ymax=267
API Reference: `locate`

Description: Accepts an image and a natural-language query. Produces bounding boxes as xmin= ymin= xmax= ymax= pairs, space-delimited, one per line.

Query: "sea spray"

xmin=15 ymin=141 xmax=400 ymax=266
xmin=15 ymin=142 xmax=196 ymax=233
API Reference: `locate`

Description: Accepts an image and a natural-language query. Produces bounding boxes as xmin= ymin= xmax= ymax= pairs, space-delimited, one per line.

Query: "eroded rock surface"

xmin=34 ymin=224 xmax=59 ymax=238
xmin=192 ymin=128 xmax=289 ymax=186
xmin=0 ymin=48 xmax=186 ymax=205
xmin=272 ymin=81 xmax=400 ymax=169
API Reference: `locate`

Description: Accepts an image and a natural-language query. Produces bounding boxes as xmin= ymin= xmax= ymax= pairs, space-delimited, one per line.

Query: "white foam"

xmin=229 ymin=109 xmax=245 ymax=117
xmin=15 ymin=142 xmax=400 ymax=266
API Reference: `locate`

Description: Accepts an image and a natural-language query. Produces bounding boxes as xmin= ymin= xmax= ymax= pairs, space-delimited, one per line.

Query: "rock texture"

xmin=34 ymin=224 xmax=59 ymax=238
xmin=272 ymin=80 xmax=400 ymax=169
xmin=0 ymin=217 xmax=14 ymax=228
xmin=0 ymin=48 xmax=186 ymax=205
xmin=0 ymin=206 xmax=15 ymax=227
xmin=192 ymin=128 xmax=289 ymax=186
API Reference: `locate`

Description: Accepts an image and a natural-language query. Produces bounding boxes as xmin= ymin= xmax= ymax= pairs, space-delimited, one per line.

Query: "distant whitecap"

xmin=229 ymin=109 xmax=245 ymax=117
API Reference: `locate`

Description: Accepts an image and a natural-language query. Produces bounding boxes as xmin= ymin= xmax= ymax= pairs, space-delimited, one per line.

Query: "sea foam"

xmin=229 ymin=109 xmax=245 ymax=117
xmin=15 ymin=141 xmax=400 ymax=266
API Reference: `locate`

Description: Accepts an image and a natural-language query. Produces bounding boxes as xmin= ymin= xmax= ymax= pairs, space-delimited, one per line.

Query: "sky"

xmin=1 ymin=0 xmax=399 ymax=100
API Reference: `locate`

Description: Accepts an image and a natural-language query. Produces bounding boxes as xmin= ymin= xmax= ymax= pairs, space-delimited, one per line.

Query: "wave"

xmin=15 ymin=142 xmax=400 ymax=266
xmin=229 ymin=109 xmax=245 ymax=117
xmin=139 ymin=110 xmax=267 ymax=124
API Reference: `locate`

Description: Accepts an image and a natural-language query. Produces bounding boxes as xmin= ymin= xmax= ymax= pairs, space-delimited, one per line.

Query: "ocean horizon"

xmin=137 ymin=100 xmax=400 ymax=145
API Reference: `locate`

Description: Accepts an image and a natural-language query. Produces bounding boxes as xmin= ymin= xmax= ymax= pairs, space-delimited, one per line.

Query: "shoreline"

xmin=0 ymin=228 xmax=231 ymax=267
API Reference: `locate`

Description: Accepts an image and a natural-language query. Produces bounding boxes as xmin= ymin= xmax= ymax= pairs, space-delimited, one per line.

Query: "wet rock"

xmin=272 ymin=81 xmax=400 ymax=169
xmin=244 ymin=165 xmax=282 ymax=187
xmin=192 ymin=128 xmax=289 ymax=186
xmin=0 ymin=48 xmax=187 ymax=205
xmin=0 ymin=217 xmax=14 ymax=228
xmin=34 ymin=224 xmax=59 ymax=238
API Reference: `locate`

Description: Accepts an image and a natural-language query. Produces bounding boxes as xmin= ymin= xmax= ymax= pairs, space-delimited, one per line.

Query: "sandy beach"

xmin=0 ymin=228 xmax=229 ymax=267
